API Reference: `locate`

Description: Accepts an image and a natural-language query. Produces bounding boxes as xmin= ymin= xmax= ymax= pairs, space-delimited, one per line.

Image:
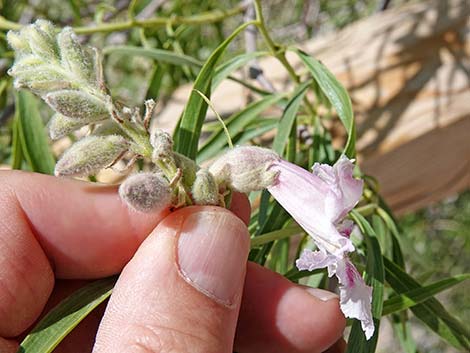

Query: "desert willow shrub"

xmin=6 ymin=12 xmax=470 ymax=353
xmin=7 ymin=19 xmax=375 ymax=339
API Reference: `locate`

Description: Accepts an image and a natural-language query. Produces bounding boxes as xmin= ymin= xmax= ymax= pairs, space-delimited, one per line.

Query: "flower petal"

xmin=268 ymin=159 xmax=355 ymax=256
xmin=312 ymin=155 xmax=363 ymax=222
xmin=335 ymin=258 xmax=374 ymax=340
xmin=296 ymin=249 xmax=338 ymax=272
xmin=334 ymin=155 xmax=364 ymax=219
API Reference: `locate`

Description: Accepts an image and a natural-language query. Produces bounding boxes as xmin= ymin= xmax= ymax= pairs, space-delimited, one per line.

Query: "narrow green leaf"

xmin=384 ymin=257 xmax=470 ymax=349
xmin=382 ymin=274 xmax=470 ymax=316
xmin=19 ymin=277 xmax=116 ymax=353
xmin=268 ymin=238 xmax=290 ymax=273
xmin=16 ymin=90 xmax=55 ymax=174
xmin=174 ymin=21 xmax=254 ymax=160
xmin=237 ymin=118 xmax=278 ymax=140
xmin=145 ymin=64 xmax=165 ymax=101
xmin=11 ymin=111 xmax=24 ymax=170
xmin=212 ymin=51 xmax=267 ymax=89
xmin=347 ymin=211 xmax=384 ymax=352
xmin=196 ymin=93 xmax=284 ymax=163
xmin=296 ymin=49 xmax=356 ymax=157
xmin=376 ymin=205 xmax=405 ymax=267
xmin=102 ymin=45 xmax=203 ymax=68
xmin=272 ymin=81 xmax=311 ymax=155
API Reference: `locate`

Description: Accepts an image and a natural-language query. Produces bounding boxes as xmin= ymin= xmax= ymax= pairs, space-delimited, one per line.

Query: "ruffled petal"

xmin=334 ymin=155 xmax=364 ymax=219
xmin=296 ymin=249 xmax=338 ymax=272
xmin=312 ymin=155 xmax=363 ymax=222
xmin=268 ymin=159 xmax=355 ymax=256
xmin=335 ymin=258 xmax=374 ymax=340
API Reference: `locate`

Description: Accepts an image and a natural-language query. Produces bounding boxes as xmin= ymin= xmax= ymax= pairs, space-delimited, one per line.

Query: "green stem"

xmin=250 ymin=226 xmax=302 ymax=248
xmin=253 ymin=0 xmax=316 ymax=117
xmin=0 ymin=6 xmax=245 ymax=34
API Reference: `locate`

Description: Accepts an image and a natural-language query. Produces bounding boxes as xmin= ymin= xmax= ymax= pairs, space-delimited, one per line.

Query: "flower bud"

xmin=11 ymin=66 xmax=69 ymax=95
xmin=91 ymin=121 xmax=123 ymax=136
xmin=173 ymin=152 xmax=198 ymax=187
xmin=150 ymin=129 xmax=173 ymax=161
xmin=47 ymin=113 xmax=86 ymax=140
xmin=23 ymin=23 xmax=59 ymax=61
xmin=119 ymin=172 xmax=172 ymax=213
xmin=7 ymin=30 xmax=31 ymax=57
xmin=35 ymin=19 xmax=56 ymax=39
xmin=58 ymin=27 xmax=95 ymax=84
xmin=45 ymin=90 xmax=109 ymax=122
xmin=209 ymin=146 xmax=280 ymax=193
xmin=55 ymin=135 xmax=129 ymax=177
xmin=8 ymin=55 xmax=44 ymax=74
xmin=191 ymin=169 xmax=220 ymax=206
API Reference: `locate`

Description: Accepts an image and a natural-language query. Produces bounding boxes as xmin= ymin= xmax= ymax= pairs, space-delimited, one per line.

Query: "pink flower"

xmin=268 ymin=156 xmax=374 ymax=340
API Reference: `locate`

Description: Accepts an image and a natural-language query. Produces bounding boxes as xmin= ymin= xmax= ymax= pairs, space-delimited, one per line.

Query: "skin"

xmin=0 ymin=170 xmax=346 ymax=353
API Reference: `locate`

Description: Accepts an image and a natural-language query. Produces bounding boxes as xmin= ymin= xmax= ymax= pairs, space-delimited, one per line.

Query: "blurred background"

xmin=0 ymin=0 xmax=468 ymax=352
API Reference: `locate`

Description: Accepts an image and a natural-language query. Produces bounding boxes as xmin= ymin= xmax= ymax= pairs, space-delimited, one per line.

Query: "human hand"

xmin=0 ymin=171 xmax=346 ymax=353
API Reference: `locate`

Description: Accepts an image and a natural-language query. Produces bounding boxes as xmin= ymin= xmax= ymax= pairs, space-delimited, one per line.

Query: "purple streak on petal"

xmin=268 ymin=159 xmax=355 ymax=256
xmin=335 ymin=258 xmax=375 ymax=340
xmin=337 ymin=219 xmax=354 ymax=238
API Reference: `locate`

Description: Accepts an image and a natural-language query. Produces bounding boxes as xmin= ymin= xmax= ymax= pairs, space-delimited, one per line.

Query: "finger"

xmin=0 ymin=337 xmax=18 ymax=353
xmin=323 ymin=338 xmax=347 ymax=353
xmin=235 ymin=263 xmax=346 ymax=353
xmin=0 ymin=171 xmax=250 ymax=338
xmin=93 ymin=206 xmax=250 ymax=353
xmin=1 ymin=170 xmax=167 ymax=279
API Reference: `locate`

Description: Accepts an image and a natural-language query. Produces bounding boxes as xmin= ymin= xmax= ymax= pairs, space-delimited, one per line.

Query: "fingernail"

xmin=177 ymin=210 xmax=249 ymax=307
xmin=304 ymin=287 xmax=339 ymax=302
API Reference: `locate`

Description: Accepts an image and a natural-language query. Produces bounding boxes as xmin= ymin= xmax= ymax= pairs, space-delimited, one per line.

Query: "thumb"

xmin=93 ymin=206 xmax=250 ymax=353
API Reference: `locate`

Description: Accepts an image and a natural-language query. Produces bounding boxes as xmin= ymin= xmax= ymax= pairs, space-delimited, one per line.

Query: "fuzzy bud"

xmin=47 ymin=113 xmax=86 ymax=140
xmin=192 ymin=169 xmax=220 ymax=206
xmin=173 ymin=152 xmax=198 ymax=187
xmin=35 ymin=19 xmax=56 ymax=39
xmin=58 ymin=27 xmax=95 ymax=84
xmin=45 ymin=90 xmax=109 ymax=122
xmin=23 ymin=23 xmax=59 ymax=61
xmin=11 ymin=66 xmax=69 ymax=95
xmin=7 ymin=30 xmax=31 ymax=57
xmin=150 ymin=129 xmax=173 ymax=161
xmin=209 ymin=146 xmax=280 ymax=193
xmin=119 ymin=172 xmax=172 ymax=212
xmin=55 ymin=135 xmax=129 ymax=177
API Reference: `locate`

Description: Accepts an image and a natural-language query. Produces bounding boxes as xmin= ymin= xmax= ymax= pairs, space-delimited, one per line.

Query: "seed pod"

xmin=23 ymin=23 xmax=59 ymax=61
xmin=45 ymin=90 xmax=109 ymax=122
xmin=47 ymin=113 xmax=87 ymax=140
xmin=191 ymin=169 xmax=219 ymax=206
xmin=58 ymin=27 xmax=95 ymax=84
xmin=119 ymin=172 xmax=172 ymax=213
xmin=150 ymin=129 xmax=173 ymax=161
xmin=55 ymin=135 xmax=129 ymax=177
xmin=209 ymin=146 xmax=280 ymax=193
